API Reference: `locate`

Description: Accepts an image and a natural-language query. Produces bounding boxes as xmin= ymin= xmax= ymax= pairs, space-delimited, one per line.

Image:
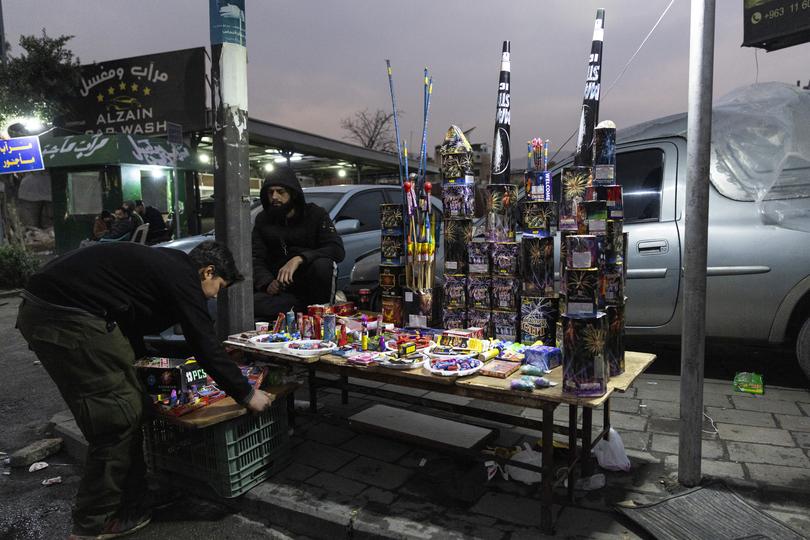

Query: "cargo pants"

xmin=16 ymin=298 xmax=148 ymax=533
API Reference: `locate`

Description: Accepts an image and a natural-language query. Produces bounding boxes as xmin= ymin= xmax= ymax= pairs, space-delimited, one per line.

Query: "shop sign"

xmin=0 ymin=136 xmax=45 ymax=175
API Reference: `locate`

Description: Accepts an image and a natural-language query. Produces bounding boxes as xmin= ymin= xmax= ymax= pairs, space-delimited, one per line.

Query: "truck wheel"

xmin=797 ymin=317 xmax=810 ymax=381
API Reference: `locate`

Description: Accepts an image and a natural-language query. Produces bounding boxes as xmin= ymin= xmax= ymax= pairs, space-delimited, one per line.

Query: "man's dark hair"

xmin=100 ymin=210 xmax=112 ymax=219
xmin=188 ymin=240 xmax=244 ymax=285
xmin=134 ymin=200 xmax=144 ymax=207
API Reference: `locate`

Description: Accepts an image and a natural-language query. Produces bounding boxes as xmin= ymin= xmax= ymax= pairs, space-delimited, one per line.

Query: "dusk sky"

xmin=6 ymin=1 xmax=809 ymax=158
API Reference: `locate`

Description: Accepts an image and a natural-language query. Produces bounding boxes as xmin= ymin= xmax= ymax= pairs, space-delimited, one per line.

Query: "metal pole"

xmin=210 ymin=0 xmax=253 ymax=337
xmin=0 ymin=0 xmax=7 ymax=66
xmin=678 ymin=0 xmax=715 ymax=487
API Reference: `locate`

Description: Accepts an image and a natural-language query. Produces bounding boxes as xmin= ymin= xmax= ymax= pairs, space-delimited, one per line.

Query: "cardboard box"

xmin=481 ymin=359 xmax=521 ymax=379
xmin=136 ymin=357 xmax=208 ymax=394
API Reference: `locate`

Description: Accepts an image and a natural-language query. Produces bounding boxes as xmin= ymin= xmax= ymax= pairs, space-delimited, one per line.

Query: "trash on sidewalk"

xmin=505 ymin=443 xmax=543 ymax=485
xmin=564 ymin=472 xmax=606 ymax=491
xmin=41 ymin=476 xmax=62 ymax=486
xmin=733 ymin=372 xmax=764 ymax=395
xmin=28 ymin=462 xmax=49 ymax=473
xmin=592 ymin=428 xmax=631 ymax=471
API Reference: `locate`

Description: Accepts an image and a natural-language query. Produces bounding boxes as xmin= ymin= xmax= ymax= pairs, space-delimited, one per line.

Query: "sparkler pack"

xmin=562 ymin=312 xmax=609 ymax=396
xmin=520 ymin=296 xmax=559 ymax=346
xmin=521 ymin=235 xmax=554 ymax=296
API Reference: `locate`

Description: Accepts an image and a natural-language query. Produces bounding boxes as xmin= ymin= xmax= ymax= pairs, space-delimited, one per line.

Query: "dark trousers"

xmin=254 ymin=257 xmax=336 ymax=320
xmin=16 ymin=300 xmax=147 ymax=534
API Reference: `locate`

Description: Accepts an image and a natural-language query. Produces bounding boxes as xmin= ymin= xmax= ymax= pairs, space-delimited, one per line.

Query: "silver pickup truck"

xmin=557 ymin=83 xmax=810 ymax=378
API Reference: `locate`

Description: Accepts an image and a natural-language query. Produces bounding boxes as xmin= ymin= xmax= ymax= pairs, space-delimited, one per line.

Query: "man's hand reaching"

xmin=245 ymin=390 xmax=275 ymax=413
xmin=277 ymin=256 xmax=303 ymax=287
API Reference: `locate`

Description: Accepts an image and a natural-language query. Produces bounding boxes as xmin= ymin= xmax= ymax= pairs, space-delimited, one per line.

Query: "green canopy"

xmin=41 ymin=133 xmax=197 ymax=169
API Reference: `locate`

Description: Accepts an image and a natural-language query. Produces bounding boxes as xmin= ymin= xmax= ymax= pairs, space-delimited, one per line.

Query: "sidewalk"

xmin=51 ymin=370 xmax=810 ymax=539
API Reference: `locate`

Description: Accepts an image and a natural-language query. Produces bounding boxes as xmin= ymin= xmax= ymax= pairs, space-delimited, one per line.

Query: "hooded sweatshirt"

xmin=252 ymin=168 xmax=345 ymax=291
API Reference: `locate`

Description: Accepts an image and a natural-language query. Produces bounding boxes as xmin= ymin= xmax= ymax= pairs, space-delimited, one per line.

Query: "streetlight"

xmin=337 ymin=169 xmax=347 ymax=178
xmin=263 ymin=162 xmax=274 ymax=173
xmin=198 ymin=153 xmax=210 ymax=164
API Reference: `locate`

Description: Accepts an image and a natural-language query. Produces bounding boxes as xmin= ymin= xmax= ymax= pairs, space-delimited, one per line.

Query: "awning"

xmin=40 ymin=133 xmax=196 ymax=169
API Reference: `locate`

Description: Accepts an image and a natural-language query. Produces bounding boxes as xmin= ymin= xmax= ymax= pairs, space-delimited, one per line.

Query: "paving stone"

xmin=301 ymin=422 xmax=357 ymax=446
xmin=304 ymin=470 xmax=367 ymax=496
xmin=635 ymin=387 xmax=680 ymax=402
xmin=552 ymin=504 xmax=645 ymax=539
xmin=291 ymin=440 xmax=357 ymax=472
xmin=608 ymin=397 xmax=640 ymax=414
xmin=649 ymin=417 xmax=720 ymax=439
xmin=468 ymin=399 xmax=526 ymax=416
xmin=592 ymin=411 xmax=647 ymax=432
xmin=650 ymin=434 xmax=724 ymax=459
xmin=422 ymin=391 xmax=473 ymax=406
xmin=757 ymin=387 xmax=810 ymax=403
xmin=378 ymin=383 xmax=429 ymax=397
xmin=776 ymin=414 xmax=810 ymax=432
xmin=612 ymin=430 xmax=648 ymax=451
xmin=348 ymin=376 xmax=386 ymax=388
xmin=702 ymin=392 xmax=734 ymax=408
xmin=716 ymin=423 xmax=796 ymax=447
xmin=663 ymin=455 xmax=745 ymax=480
xmin=337 ymin=455 xmax=413 ymax=490
xmin=764 ymin=510 xmax=810 ymax=539
xmin=360 ymin=486 xmax=397 ymax=505
xmin=270 ymin=462 xmax=318 ymax=483
xmin=639 ymin=399 xmax=680 ymax=419
xmin=799 ymin=402 xmax=810 ymax=416
xmin=705 ymin=406 xmax=776 ymax=428
xmin=396 ymin=449 xmax=440 ymax=469
xmin=726 ymin=441 xmax=810 ymax=468
xmin=793 ymin=431 xmax=810 ymax=449
xmin=339 ymin=433 xmax=411 ymax=463
xmin=625 ymin=449 xmax=662 ymax=464
xmin=747 ymin=463 xmax=810 ymax=490
xmin=731 ymin=395 xmax=802 ymax=415
xmin=470 ymin=492 xmax=544 ymax=527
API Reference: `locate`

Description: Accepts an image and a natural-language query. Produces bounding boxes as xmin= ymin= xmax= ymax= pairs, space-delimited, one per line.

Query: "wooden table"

xmin=225 ymin=333 xmax=654 ymax=533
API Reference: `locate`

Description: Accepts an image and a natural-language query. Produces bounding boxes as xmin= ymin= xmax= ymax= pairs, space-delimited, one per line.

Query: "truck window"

xmin=335 ymin=190 xmax=385 ymax=232
xmin=617 ymin=148 xmax=664 ymax=223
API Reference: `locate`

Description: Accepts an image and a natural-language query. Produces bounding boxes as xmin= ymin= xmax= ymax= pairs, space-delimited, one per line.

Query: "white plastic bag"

xmin=505 ymin=443 xmax=543 ymax=484
xmin=592 ymin=428 xmax=631 ymax=472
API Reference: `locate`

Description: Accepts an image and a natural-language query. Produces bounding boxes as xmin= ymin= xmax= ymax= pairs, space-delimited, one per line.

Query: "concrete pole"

xmin=678 ymin=0 xmax=715 ymax=487
xmin=209 ymin=1 xmax=253 ymax=338
xmin=0 ymin=0 xmax=6 ymax=66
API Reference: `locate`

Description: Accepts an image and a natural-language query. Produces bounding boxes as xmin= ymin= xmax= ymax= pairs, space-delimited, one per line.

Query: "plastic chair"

xmin=131 ymin=223 xmax=150 ymax=245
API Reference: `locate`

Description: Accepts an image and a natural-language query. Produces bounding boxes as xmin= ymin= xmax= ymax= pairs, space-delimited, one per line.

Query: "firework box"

xmin=468 ymin=275 xmax=492 ymax=309
xmin=521 ymin=236 xmax=554 ymax=296
xmin=560 ymin=166 xmax=592 ymax=231
xmin=403 ymin=288 xmax=433 ymax=328
xmin=480 ymin=359 xmax=521 ymax=379
xmin=443 ymin=274 xmax=468 ymax=308
xmin=606 ymin=305 xmax=625 ymax=377
xmin=382 ymin=296 xmax=403 ymax=327
xmin=443 ymin=218 xmax=472 ymax=273
xmin=559 ymin=231 xmax=572 ymax=292
xmin=380 ymin=203 xmax=404 ymax=235
xmin=135 ymin=357 xmax=208 ymax=394
xmin=524 ymin=344 xmax=562 ymax=370
xmin=467 ymin=310 xmax=492 ymax=338
xmin=442 ymin=180 xmax=476 ymax=218
xmin=468 ymin=241 xmax=491 ymax=275
xmin=565 ymin=268 xmax=599 ymax=316
xmin=599 ymin=264 xmax=625 ymax=308
xmin=381 ymin=233 xmax=405 ymax=265
xmin=491 ymin=276 xmax=519 ymax=311
xmin=442 ymin=307 xmax=467 ymax=330
xmin=565 ymin=235 xmax=599 ymax=270
xmin=525 ymin=170 xmax=545 ymax=201
xmin=492 ymin=242 xmax=520 ymax=275
xmin=586 ymin=185 xmax=623 ymax=220
xmin=592 ymin=125 xmax=616 ymax=186
xmin=583 ymin=200 xmax=607 ymax=234
xmin=598 ymin=220 xmax=624 ymax=266
xmin=492 ymin=309 xmax=519 ymax=342
xmin=486 ymin=183 xmax=518 ymax=241
xmin=520 ymin=296 xmax=559 ymax=346
xmin=561 ymin=312 xmax=609 ymax=397
xmin=521 ymin=200 xmax=558 ymax=236
xmin=379 ymin=265 xmax=405 ymax=297
xmin=464 ymin=326 xmax=485 ymax=339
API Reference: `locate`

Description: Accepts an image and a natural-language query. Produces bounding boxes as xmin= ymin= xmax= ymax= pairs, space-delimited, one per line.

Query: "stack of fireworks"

xmin=524 ymin=138 xmax=552 ymax=202
xmin=379 ymin=203 xmax=406 ymax=327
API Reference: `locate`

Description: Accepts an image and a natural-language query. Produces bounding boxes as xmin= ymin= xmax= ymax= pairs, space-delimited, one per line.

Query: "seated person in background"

xmin=101 ymin=207 xmax=135 ymax=241
xmin=134 ymin=199 xmax=170 ymax=244
xmin=124 ymin=200 xmax=145 ymax=227
xmin=253 ymin=167 xmax=345 ymax=319
xmin=92 ymin=210 xmax=113 ymax=240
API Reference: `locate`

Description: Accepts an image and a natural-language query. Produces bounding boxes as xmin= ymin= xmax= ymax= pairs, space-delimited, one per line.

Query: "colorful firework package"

xmin=492 ymin=241 xmax=520 ymax=275
xmin=443 ymin=274 xmax=467 ymax=308
xmin=381 ymin=234 xmax=405 ymax=265
xmin=467 ymin=309 xmax=492 ymax=337
xmin=439 ymin=125 xmax=474 ymax=180
xmin=592 ymin=121 xmax=617 ymax=186
xmin=521 ymin=236 xmax=554 ymax=295
xmin=521 ymin=200 xmax=558 ymax=236
xmin=468 ymin=241 xmax=491 ymax=274
xmin=560 ymin=166 xmax=592 ymax=232
xmin=565 ymin=268 xmax=599 ymax=316
xmin=380 ymin=203 xmax=404 ymax=234
xmin=442 ymin=181 xmax=475 ymax=218
xmin=381 ymin=296 xmax=403 ymax=327
xmin=562 ymin=312 xmax=609 ymax=397
xmin=443 ymin=218 xmax=472 ymax=273
xmin=492 ymin=276 xmax=519 ymax=310
xmin=559 ymin=231 xmax=572 ymax=290
xmin=468 ymin=275 xmax=492 ymax=309
xmin=486 ymin=183 xmax=518 ymax=241
xmin=492 ymin=310 xmax=519 ymax=342
xmin=520 ymin=296 xmax=559 ymax=346
xmin=565 ymin=235 xmax=600 ymax=270
xmin=379 ymin=265 xmax=405 ymax=297
xmin=598 ymin=220 xmax=624 ymax=266
xmin=583 ymin=200 xmax=607 ymax=234
xmin=600 ymin=264 xmax=624 ymax=308
xmin=403 ymin=288 xmax=433 ymax=328
xmin=586 ymin=185 xmax=623 ymax=220
xmin=606 ymin=305 xmax=625 ymax=376
xmin=443 ymin=308 xmax=467 ymax=330
xmin=524 ymin=344 xmax=562 ymax=371
xmin=480 ymin=359 xmax=521 ymax=379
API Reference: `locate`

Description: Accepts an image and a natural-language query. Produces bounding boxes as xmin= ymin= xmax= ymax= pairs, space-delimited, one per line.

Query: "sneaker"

xmin=68 ymin=508 xmax=151 ymax=540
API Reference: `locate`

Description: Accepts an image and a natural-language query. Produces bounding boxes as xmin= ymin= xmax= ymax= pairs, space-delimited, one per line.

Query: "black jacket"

xmin=103 ymin=216 xmax=134 ymax=240
xmin=252 ymin=172 xmax=345 ymax=292
xmin=25 ymin=243 xmax=252 ymax=403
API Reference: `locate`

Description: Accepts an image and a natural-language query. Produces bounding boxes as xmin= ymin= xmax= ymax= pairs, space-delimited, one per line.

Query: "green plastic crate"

xmin=144 ymin=399 xmax=290 ymax=498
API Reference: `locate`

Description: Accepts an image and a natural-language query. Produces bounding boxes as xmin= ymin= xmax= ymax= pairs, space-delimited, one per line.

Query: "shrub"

xmin=0 ymin=245 xmax=40 ymax=289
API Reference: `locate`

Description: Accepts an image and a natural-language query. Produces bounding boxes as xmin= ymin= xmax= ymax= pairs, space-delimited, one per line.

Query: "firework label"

xmin=381 ymin=234 xmax=405 ymax=265
xmin=566 ymin=235 xmax=599 ymax=270
xmin=521 ymin=236 xmax=554 ymax=295
xmin=443 ymin=274 xmax=468 ymax=308
xmin=599 ymin=264 xmax=624 ymax=308
xmin=562 ymin=312 xmax=608 ymax=397
xmin=583 ymin=200 xmax=607 ymax=234
xmin=606 ymin=305 xmax=625 ymax=376
xmin=382 ymin=296 xmax=403 ymax=327
xmin=468 ymin=241 xmax=491 ymax=275
xmin=380 ymin=203 xmax=404 ymax=235
xmin=486 ymin=183 xmax=518 ymax=241
xmin=468 ymin=275 xmax=492 ymax=309
xmin=379 ymin=265 xmax=405 ymax=297
xmin=586 ymin=185 xmax=623 ymax=220
xmin=521 ymin=200 xmax=558 ymax=236
xmin=443 ymin=182 xmax=475 ymax=218
xmin=560 ymin=166 xmax=592 ymax=231
xmin=565 ymin=268 xmax=599 ymax=316
xmin=467 ymin=309 xmax=492 ymax=338
xmin=403 ymin=288 xmax=433 ymax=328
xmin=443 ymin=218 xmax=472 ymax=273
xmin=492 ymin=242 xmax=520 ymax=275
xmin=559 ymin=232 xmax=572 ymax=292
xmin=443 ymin=307 xmax=467 ymax=330
xmin=573 ymin=10 xmax=605 ymax=168
xmin=492 ymin=276 xmax=519 ymax=310
xmin=521 ymin=296 xmax=559 ymax=346
xmin=598 ymin=220 xmax=624 ymax=266
xmin=491 ymin=41 xmax=511 ymax=184
xmin=592 ymin=121 xmax=616 ymax=186
xmin=492 ymin=309 xmax=519 ymax=342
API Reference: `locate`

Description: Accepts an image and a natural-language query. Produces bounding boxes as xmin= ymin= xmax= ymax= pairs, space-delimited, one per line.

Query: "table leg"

xmin=581 ymin=407 xmax=593 ymax=477
xmin=541 ymin=405 xmax=554 ymax=534
xmin=341 ymin=373 xmax=349 ymax=405
xmin=603 ymin=399 xmax=611 ymax=440
xmin=308 ymin=364 xmax=318 ymax=413
xmin=568 ymin=404 xmax=577 ymax=502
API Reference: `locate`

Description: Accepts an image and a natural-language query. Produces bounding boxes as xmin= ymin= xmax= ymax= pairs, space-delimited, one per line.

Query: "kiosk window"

xmin=67 ymin=171 xmax=102 ymax=215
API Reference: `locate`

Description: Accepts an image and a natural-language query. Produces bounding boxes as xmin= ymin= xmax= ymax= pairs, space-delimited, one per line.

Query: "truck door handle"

xmin=637 ymin=240 xmax=669 ymax=254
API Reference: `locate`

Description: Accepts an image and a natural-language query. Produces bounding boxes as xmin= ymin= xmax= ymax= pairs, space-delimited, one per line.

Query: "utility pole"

xmin=209 ymin=0 xmax=252 ymax=337
xmin=0 ymin=0 xmax=7 ymax=66
xmin=679 ymin=0 xmax=715 ymax=487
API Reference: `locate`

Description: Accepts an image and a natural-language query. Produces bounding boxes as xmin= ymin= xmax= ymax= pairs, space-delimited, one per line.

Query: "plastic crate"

xmin=144 ymin=399 xmax=290 ymax=498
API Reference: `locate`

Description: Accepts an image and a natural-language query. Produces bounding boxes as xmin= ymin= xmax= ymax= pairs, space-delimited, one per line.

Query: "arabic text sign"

xmin=0 ymin=136 xmax=45 ymax=175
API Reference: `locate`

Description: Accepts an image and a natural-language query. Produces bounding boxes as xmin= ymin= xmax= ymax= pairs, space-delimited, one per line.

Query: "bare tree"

xmin=340 ymin=108 xmax=398 ymax=153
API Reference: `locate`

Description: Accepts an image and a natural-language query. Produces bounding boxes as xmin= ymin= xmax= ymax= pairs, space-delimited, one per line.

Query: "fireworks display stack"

xmin=380 ymin=203 xmax=405 ymax=327
xmin=440 ymin=126 xmax=475 ymax=330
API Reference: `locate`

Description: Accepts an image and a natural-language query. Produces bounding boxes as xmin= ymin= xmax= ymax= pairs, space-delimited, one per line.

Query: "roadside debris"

xmin=42 ymin=476 xmax=62 ymax=486
xmin=28 ymin=462 xmax=49 ymax=473
xmin=733 ymin=372 xmax=764 ymax=395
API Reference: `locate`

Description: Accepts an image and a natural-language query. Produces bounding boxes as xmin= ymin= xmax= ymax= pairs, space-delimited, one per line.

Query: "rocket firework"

xmin=573 ymin=9 xmax=605 ymax=167
xmin=490 ymin=41 xmax=511 ymax=183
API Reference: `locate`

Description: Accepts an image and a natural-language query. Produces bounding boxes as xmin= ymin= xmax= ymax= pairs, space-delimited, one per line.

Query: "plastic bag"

xmin=505 ymin=442 xmax=543 ymax=484
xmin=592 ymin=428 xmax=631 ymax=472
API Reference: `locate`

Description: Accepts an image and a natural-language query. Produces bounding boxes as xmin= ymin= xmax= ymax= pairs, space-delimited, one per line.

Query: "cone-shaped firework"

xmin=440 ymin=125 xmax=474 ymax=180
xmin=573 ymin=9 xmax=605 ymax=167
xmin=490 ymin=41 xmax=511 ymax=183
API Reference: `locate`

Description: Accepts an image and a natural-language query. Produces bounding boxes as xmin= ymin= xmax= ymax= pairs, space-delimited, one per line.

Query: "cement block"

xmin=291 ymin=440 xmax=357 ymax=472
xmin=9 ymin=438 xmax=62 ymax=467
xmin=799 ymin=402 xmax=810 ymax=416
xmin=663 ymin=455 xmax=745 ymax=481
xmin=635 ymin=387 xmax=680 ymax=402
xmin=300 ymin=421 xmax=357 ymax=446
xmin=747 ymin=463 xmax=810 ymax=490
xmin=793 ymin=431 xmax=810 ymax=449
xmin=648 ymin=417 xmax=719 ymax=439
xmin=613 ymin=430 xmax=649 ymax=451
xmin=702 ymin=392 xmax=734 ymax=408
xmin=470 ymin=492 xmax=544 ymax=527
xmin=608 ymin=397 xmax=640 ymax=414
xmin=339 ymin=433 xmax=411 ymax=463
xmin=360 ymin=486 xmax=397 ymax=505
xmin=716 ymin=423 xmax=796 ymax=447
xmin=337 ymin=456 xmax=413 ymax=490
xmin=776 ymin=414 xmax=810 ymax=432
xmin=270 ymin=462 xmax=318 ymax=483
xmin=639 ymin=399 xmax=680 ymax=419
xmin=730 ymin=395 xmax=802 ymax=415
xmin=726 ymin=441 xmax=810 ymax=468
xmin=705 ymin=406 xmax=776 ymax=428
xmin=650 ymin=434 xmax=724 ymax=459
xmin=305 ymin=470 xmax=367 ymax=496
xmin=552 ymin=504 xmax=646 ymax=539
xmin=757 ymin=387 xmax=810 ymax=403
xmin=592 ymin=411 xmax=647 ymax=432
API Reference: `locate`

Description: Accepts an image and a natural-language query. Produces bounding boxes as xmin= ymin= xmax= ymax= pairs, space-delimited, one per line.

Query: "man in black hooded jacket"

xmin=253 ymin=167 xmax=345 ymax=319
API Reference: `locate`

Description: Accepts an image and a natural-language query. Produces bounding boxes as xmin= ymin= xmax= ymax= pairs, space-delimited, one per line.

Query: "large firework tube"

xmin=573 ymin=9 xmax=605 ymax=167
xmin=490 ymin=41 xmax=511 ymax=183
